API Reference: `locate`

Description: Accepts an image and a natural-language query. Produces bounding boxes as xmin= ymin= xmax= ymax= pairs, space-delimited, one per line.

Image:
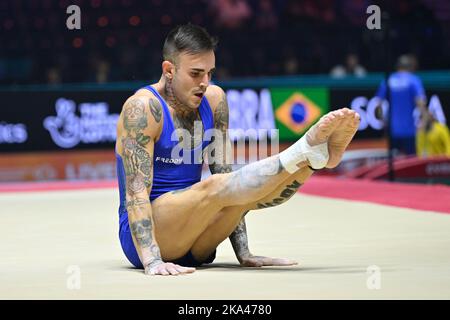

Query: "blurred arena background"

xmin=1 ymin=0 xmax=450 ymax=299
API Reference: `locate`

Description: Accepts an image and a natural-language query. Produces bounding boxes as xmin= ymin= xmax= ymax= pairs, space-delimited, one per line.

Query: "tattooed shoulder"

xmin=213 ymin=90 xmax=229 ymax=132
xmin=123 ymin=97 xmax=148 ymax=132
xmin=149 ymin=97 xmax=162 ymax=123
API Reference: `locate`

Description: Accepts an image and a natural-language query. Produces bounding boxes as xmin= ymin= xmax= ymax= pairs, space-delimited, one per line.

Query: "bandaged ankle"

xmin=279 ymin=136 xmax=329 ymax=173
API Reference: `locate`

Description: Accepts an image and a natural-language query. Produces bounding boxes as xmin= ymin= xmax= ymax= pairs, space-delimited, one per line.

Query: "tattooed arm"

xmin=207 ymin=86 xmax=232 ymax=175
xmin=206 ymin=86 xmax=254 ymax=263
xmin=207 ymin=86 xmax=297 ymax=267
xmin=117 ymin=95 xmax=194 ymax=276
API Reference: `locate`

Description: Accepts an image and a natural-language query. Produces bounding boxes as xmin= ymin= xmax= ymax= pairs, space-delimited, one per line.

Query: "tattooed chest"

xmin=172 ymin=113 xmax=204 ymax=150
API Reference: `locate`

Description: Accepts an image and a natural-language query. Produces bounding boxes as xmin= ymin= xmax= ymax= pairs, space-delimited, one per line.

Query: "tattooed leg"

xmin=187 ymin=112 xmax=358 ymax=262
xmin=216 ymin=155 xmax=292 ymax=207
xmin=188 ymin=167 xmax=314 ymax=261
xmin=249 ymin=166 xmax=314 ymax=210
xmin=223 ymin=109 xmax=360 ymax=209
xmin=149 ymin=155 xmax=294 ymax=261
xmin=150 ymin=109 xmax=357 ymax=261
xmin=177 ymin=162 xmax=309 ymax=262
xmin=209 ymin=109 xmax=352 ymax=207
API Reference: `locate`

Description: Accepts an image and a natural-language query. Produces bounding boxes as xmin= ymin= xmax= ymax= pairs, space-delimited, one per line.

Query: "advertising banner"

xmin=0 ymin=84 xmax=448 ymax=182
xmin=1 ymin=87 xmax=448 ymax=151
xmin=0 ymin=91 xmax=128 ymax=152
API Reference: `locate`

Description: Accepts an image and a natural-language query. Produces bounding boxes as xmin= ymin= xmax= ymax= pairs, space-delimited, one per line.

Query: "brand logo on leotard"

xmin=155 ymin=156 xmax=183 ymax=165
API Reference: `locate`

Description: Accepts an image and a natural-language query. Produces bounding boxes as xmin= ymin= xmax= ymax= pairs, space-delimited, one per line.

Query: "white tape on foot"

xmin=279 ymin=136 xmax=329 ymax=173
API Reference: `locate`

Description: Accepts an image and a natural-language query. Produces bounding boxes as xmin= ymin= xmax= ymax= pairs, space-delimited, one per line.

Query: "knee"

xmin=200 ymin=173 xmax=229 ymax=204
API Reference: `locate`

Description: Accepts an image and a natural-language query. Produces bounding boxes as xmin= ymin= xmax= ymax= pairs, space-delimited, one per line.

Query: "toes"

xmin=337 ymin=108 xmax=360 ymax=126
xmin=331 ymin=110 xmax=345 ymax=118
xmin=344 ymin=108 xmax=355 ymax=119
xmin=342 ymin=107 xmax=352 ymax=114
xmin=319 ymin=116 xmax=333 ymax=127
xmin=351 ymin=112 xmax=361 ymax=127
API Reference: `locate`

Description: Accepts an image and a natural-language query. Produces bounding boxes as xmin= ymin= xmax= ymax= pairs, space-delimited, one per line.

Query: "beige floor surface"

xmin=1 ymin=188 xmax=449 ymax=299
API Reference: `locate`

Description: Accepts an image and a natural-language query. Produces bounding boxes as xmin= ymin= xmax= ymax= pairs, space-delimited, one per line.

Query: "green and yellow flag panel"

xmin=271 ymin=88 xmax=329 ymax=140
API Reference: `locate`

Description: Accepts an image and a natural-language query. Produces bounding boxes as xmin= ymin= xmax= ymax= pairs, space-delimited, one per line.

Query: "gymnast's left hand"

xmin=239 ymin=255 xmax=298 ymax=267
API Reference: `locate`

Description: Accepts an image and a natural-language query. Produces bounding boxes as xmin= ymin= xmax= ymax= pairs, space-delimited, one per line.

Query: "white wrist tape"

xmin=279 ymin=136 xmax=329 ymax=173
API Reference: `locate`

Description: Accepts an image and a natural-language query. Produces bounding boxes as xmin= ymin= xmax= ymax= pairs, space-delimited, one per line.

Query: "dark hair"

xmin=396 ymin=54 xmax=415 ymax=71
xmin=163 ymin=24 xmax=218 ymax=63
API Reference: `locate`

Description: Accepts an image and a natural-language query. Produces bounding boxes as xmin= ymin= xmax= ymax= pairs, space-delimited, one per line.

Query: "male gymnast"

xmin=115 ymin=24 xmax=360 ymax=276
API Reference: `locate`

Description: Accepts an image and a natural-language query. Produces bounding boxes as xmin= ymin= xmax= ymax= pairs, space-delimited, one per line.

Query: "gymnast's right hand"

xmin=145 ymin=260 xmax=196 ymax=276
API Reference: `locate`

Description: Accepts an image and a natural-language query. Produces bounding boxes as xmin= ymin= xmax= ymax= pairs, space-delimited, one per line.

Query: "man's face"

xmin=170 ymin=50 xmax=215 ymax=109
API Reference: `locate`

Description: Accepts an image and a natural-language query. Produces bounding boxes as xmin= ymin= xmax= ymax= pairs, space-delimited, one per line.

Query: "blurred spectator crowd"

xmin=1 ymin=0 xmax=449 ymax=85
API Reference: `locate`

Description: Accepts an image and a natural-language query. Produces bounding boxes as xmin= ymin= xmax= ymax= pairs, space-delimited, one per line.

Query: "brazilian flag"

xmin=271 ymin=88 xmax=329 ymax=141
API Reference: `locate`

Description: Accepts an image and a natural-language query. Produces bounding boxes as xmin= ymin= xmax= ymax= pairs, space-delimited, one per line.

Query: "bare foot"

xmin=326 ymin=108 xmax=360 ymax=168
xmin=283 ymin=108 xmax=356 ymax=171
xmin=305 ymin=109 xmax=346 ymax=146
